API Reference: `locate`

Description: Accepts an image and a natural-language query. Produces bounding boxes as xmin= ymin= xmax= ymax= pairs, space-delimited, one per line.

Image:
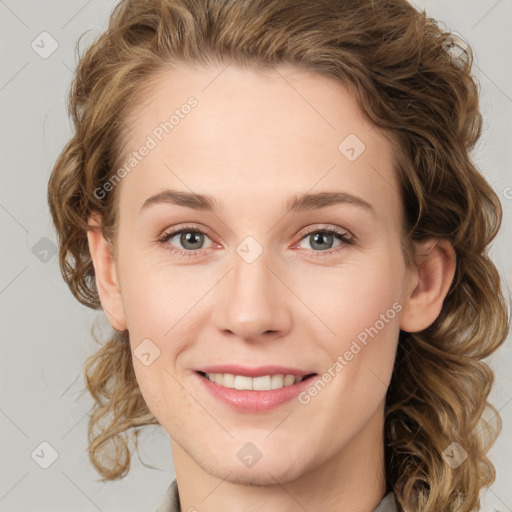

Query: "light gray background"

xmin=1 ymin=1 xmax=511 ymax=511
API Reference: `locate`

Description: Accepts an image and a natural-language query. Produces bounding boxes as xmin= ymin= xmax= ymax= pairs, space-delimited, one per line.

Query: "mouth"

xmin=196 ymin=371 xmax=317 ymax=391
xmin=195 ymin=368 xmax=319 ymax=413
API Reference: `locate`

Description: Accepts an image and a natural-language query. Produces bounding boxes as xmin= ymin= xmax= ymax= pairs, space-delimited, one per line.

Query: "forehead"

xmin=115 ymin=62 xmax=402 ymax=227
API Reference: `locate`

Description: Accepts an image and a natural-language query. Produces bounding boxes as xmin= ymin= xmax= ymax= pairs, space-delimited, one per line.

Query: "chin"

xmin=199 ymin=451 xmax=309 ymax=487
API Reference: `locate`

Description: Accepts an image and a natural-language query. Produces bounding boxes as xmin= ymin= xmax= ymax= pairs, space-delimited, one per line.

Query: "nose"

xmin=212 ymin=248 xmax=293 ymax=342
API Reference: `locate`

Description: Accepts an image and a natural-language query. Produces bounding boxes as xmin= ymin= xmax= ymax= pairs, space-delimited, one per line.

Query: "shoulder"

xmin=153 ymin=479 xmax=180 ymax=512
xmin=372 ymin=492 xmax=507 ymax=512
xmin=373 ymin=491 xmax=398 ymax=512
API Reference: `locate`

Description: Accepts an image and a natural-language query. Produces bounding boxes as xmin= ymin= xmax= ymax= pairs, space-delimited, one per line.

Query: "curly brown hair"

xmin=47 ymin=0 xmax=510 ymax=510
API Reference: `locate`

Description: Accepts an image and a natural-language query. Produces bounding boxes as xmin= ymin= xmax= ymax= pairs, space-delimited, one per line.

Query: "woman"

xmin=47 ymin=0 xmax=509 ymax=511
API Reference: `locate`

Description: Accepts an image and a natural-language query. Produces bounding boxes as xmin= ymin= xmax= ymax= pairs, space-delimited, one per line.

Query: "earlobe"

xmin=87 ymin=213 xmax=127 ymax=331
xmin=399 ymin=238 xmax=456 ymax=333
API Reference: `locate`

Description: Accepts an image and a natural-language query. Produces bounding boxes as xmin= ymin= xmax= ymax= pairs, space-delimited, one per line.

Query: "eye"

xmin=158 ymin=224 xmax=213 ymax=257
xmin=294 ymin=225 xmax=354 ymax=257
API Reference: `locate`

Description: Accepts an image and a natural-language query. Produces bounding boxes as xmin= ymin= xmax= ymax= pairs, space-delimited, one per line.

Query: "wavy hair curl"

xmin=47 ymin=1 xmax=510 ymax=510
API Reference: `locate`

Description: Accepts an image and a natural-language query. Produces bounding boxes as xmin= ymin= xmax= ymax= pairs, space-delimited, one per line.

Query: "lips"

xmin=195 ymin=364 xmax=315 ymax=377
xmin=194 ymin=365 xmax=319 ymax=413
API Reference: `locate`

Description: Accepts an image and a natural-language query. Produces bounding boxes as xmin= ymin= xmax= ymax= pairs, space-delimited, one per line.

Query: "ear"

xmin=400 ymin=238 xmax=456 ymax=333
xmin=87 ymin=213 xmax=127 ymax=331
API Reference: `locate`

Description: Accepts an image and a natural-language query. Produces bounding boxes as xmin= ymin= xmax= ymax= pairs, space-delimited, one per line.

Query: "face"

xmin=102 ymin=62 xmax=416 ymax=485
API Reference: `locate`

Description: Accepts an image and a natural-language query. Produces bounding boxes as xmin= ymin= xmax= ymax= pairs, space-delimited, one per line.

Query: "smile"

xmin=195 ymin=369 xmax=318 ymax=413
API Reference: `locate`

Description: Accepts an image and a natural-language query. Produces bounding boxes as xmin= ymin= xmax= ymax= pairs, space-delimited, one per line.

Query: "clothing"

xmin=154 ymin=479 xmax=398 ymax=512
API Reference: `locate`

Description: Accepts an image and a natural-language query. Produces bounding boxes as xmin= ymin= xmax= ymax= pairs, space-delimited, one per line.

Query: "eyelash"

xmin=157 ymin=223 xmax=354 ymax=259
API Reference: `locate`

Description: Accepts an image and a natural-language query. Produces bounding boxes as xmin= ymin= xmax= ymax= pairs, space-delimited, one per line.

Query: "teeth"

xmin=204 ymin=373 xmax=304 ymax=390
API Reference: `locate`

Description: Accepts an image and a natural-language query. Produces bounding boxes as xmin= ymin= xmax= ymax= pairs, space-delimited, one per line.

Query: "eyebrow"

xmin=139 ymin=189 xmax=375 ymax=215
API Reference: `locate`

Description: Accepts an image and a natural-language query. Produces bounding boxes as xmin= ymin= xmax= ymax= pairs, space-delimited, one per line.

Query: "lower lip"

xmin=196 ymin=372 xmax=317 ymax=413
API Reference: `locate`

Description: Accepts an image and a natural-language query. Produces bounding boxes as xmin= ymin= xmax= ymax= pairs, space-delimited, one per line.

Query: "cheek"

xmin=132 ymin=362 xmax=197 ymax=433
xmin=296 ymin=252 xmax=404 ymax=332
xmin=116 ymin=243 xmax=197 ymax=331
xmin=300 ymin=251 xmax=405 ymax=380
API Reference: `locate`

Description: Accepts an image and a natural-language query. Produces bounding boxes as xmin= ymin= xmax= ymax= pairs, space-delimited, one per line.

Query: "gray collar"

xmin=155 ymin=480 xmax=397 ymax=512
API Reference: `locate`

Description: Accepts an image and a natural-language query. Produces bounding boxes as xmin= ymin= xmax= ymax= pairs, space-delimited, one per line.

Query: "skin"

xmin=87 ymin=63 xmax=456 ymax=512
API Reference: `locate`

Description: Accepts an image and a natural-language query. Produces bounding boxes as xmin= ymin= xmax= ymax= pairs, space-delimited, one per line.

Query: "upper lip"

xmin=195 ymin=365 xmax=316 ymax=378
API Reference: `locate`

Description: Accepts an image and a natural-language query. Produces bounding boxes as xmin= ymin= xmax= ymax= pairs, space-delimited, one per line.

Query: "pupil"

xmin=181 ymin=231 xmax=203 ymax=250
xmin=311 ymin=232 xmax=333 ymax=250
